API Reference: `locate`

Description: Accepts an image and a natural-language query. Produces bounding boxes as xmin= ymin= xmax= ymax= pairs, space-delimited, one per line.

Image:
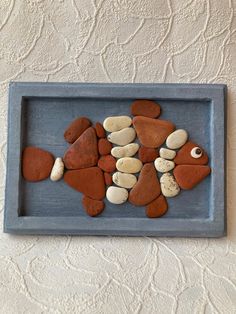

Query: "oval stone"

xmin=111 ymin=143 xmax=139 ymax=158
xmin=103 ymin=116 xmax=132 ymax=132
xmin=160 ymin=173 xmax=180 ymax=197
xmin=166 ymin=129 xmax=188 ymax=149
xmin=159 ymin=148 xmax=176 ymax=160
xmin=107 ymin=127 xmax=136 ymax=146
xmin=154 ymin=157 xmax=175 ymax=173
xmin=116 ymin=157 xmax=143 ymax=173
xmin=112 ymin=172 xmax=137 ymax=189
xmin=106 ymin=186 xmax=128 ymax=204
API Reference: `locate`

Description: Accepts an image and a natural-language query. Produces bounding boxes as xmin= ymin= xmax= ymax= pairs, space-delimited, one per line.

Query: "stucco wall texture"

xmin=0 ymin=0 xmax=235 ymax=313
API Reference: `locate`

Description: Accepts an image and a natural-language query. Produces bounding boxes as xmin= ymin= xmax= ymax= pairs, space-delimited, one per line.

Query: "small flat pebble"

xmin=154 ymin=157 xmax=175 ymax=173
xmin=108 ymin=127 xmax=136 ymax=146
xmin=98 ymin=155 xmax=116 ymax=173
xmin=103 ymin=116 xmax=132 ymax=132
xmin=106 ymin=186 xmax=128 ymax=204
xmin=82 ymin=196 xmax=104 ymax=217
xmin=98 ymin=138 xmax=112 ymax=155
xmin=146 ymin=195 xmax=168 ymax=218
xmin=166 ymin=129 xmax=188 ymax=149
xmin=64 ymin=117 xmax=91 ymax=143
xmin=104 ymin=172 xmax=112 ymax=186
xmin=159 ymin=148 xmax=176 ymax=160
xmin=138 ymin=146 xmax=158 ymax=163
xmin=112 ymin=172 xmax=137 ymax=189
xmin=116 ymin=157 xmax=143 ymax=174
xmin=160 ymin=173 xmax=180 ymax=197
xmin=95 ymin=122 xmax=106 ymax=138
xmin=111 ymin=143 xmax=139 ymax=158
xmin=131 ymin=100 xmax=161 ymax=118
xmin=50 ymin=157 xmax=64 ymax=182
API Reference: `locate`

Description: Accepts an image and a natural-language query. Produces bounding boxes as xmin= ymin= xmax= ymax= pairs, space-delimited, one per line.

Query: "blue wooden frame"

xmin=4 ymin=82 xmax=227 ymax=237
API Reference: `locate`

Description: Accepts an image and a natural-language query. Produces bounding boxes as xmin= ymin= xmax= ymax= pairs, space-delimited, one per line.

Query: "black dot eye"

xmin=191 ymin=147 xmax=202 ymax=158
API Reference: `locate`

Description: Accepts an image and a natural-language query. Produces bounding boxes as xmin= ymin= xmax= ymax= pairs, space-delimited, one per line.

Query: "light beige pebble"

xmin=166 ymin=129 xmax=188 ymax=149
xmin=103 ymin=116 xmax=132 ymax=132
xmin=154 ymin=157 xmax=175 ymax=173
xmin=50 ymin=158 xmax=64 ymax=181
xmin=112 ymin=172 xmax=137 ymax=189
xmin=106 ymin=186 xmax=128 ymax=204
xmin=116 ymin=157 xmax=143 ymax=174
xmin=107 ymin=127 xmax=136 ymax=146
xmin=111 ymin=143 xmax=139 ymax=158
xmin=159 ymin=148 xmax=176 ymax=160
xmin=160 ymin=173 xmax=180 ymax=197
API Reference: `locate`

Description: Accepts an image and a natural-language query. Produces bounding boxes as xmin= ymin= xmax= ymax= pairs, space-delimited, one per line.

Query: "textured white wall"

xmin=0 ymin=0 xmax=236 ymax=313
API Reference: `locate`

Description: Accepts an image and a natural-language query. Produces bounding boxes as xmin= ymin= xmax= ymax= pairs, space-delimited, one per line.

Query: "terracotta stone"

xmin=63 ymin=127 xmax=98 ymax=169
xmin=173 ymin=165 xmax=211 ymax=190
xmin=95 ymin=122 xmax=106 ymax=138
xmin=64 ymin=167 xmax=105 ymax=200
xmin=133 ymin=116 xmax=175 ymax=148
xmin=104 ymin=172 xmax=112 ymax=185
xmin=82 ymin=196 xmax=105 ymax=217
xmin=131 ymin=100 xmax=161 ymax=118
xmin=98 ymin=155 xmax=116 ymax=173
xmin=98 ymin=138 xmax=112 ymax=155
xmin=64 ymin=117 xmax=91 ymax=143
xmin=22 ymin=146 xmax=54 ymax=182
xmin=146 ymin=195 xmax=168 ymax=218
xmin=138 ymin=146 xmax=158 ymax=163
xmin=174 ymin=141 xmax=208 ymax=165
xmin=128 ymin=163 xmax=161 ymax=206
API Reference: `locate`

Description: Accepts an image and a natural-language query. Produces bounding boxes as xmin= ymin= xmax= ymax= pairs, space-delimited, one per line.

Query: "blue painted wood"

xmin=4 ymin=82 xmax=227 ymax=237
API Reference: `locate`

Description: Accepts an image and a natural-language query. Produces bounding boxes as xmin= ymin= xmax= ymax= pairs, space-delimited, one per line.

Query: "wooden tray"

xmin=4 ymin=82 xmax=226 ymax=237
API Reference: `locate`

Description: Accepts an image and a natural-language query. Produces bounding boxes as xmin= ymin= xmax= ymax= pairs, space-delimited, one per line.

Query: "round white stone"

xmin=154 ymin=157 xmax=175 ymax=173
xmin=111 ymin=143 xmax=139 ymax=158
xmin=160 ymin=173 xmax=180 ymax=197
xmin=159 ymin=148 xmax=176 ymax=160
xmin=103 ymin=116 xmax=132 ymax=132
xmin=106 ymin=186 xmax=128 ymax=204
xmin=50 ymin=158 xmax=64 ymax=182
xmin=166 ymin=129 xmax=188 ymax=149
xmin=107 ymin=127 xmax=136 ymax=146
xmin=112 ymin=172 xmax=137 ymax=189
xmin=116 ymin=157 xmax=143 ymax=173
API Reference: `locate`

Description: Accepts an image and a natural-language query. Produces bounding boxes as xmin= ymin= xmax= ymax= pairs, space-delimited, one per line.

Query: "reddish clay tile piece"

xmin=138 ymin=146 xmax=158 ymax=163
xmin=146 ymin=195 xmax=168 ymax=218
xmin=63 ymin=127 xmax=98 ymax=169
xmin=95 ymin=122 xmax=106 ymax=138
xmin=133 ymin=116 xmax=175 ymax=148
xmin=129 ymin=163 xmax=161 ymax=206
xmin=104 ymin=172 xmax=112 ymax=186
xmin=98 ymin=138 xmax=112 ymax=156
xmin=22 ymin=146 xmax=54 ymax=182
xmin=64 ymin=117 xmax=91 ymax=143
xmin=64 ymin=167 xmax=105 ymax=200
xmin=98 ymin=155 xmax=116 ymax=173
xmin=131 ymin=100 xmax=161 ymax=118
xmin=174 ymin=141 xmax=208 ymax=165
xmin=82 ymin=196 xmax=105 ymax=217
xmin=173 ymin=165 xmax=211 ymax=190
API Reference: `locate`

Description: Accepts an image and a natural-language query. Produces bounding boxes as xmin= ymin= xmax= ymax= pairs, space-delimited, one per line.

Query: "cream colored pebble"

xmin=154 ymin=157 xmax=175 ymax=173
xmin=106 ymin=186 xmax=128 ymax=204
xmin=107 ymin=127 xmax=136 ymax=146
xmin=111 ymin=143 xmax=139 ymax=158
xmin=159 ymin=148 xmax=176 ymax=160
xmin=166 ymin=129 xmax=188 ymax=149
xmin=50 ymin=158 xmax=64 ymax=181
xmin=160 ymin=173 xmax=180 ymax=197
xmin=112 ymin=172 xmax=137 ymax=189
xmin=103 ymin=116 xmax=132 ymax=132
xmin=116 ymin=157 xmax=143 ymax=173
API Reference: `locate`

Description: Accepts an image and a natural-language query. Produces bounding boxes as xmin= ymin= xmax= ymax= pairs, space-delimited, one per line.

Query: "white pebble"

xmin=111 ymin=143 xmax=139 ymax=158
xmin=154 ymin=157 xmax=175 ymax=173
xmin=112 ymin=172 xmax=137 ymax=189
xmin=50 ymin=158 xmax=64 ymax=182
xmin=116 ymin=157 xmax=143 ymax=174
xmin=159 ymin=148 xmax=176 ymax=160
xmin=106 ymin=186 xmax=128 ymax=204
xmin=160 ymin=173 xmax=180 ymax=197
xmin=166 ymin=129 xmax=188 ymax=149
xmin=108 ymin=127 xmax=136 ymax=146
xmin=103 ymin=116 xmax=132 ymax=132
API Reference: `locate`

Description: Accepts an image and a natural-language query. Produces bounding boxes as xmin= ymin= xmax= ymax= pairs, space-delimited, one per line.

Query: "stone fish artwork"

xmin=22 ymin=100 xmax=211 ymax=218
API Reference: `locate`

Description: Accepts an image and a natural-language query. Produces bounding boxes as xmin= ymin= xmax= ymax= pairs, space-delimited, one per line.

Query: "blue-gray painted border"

xmin=4 ymin=82 xmax=227 ymax=237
